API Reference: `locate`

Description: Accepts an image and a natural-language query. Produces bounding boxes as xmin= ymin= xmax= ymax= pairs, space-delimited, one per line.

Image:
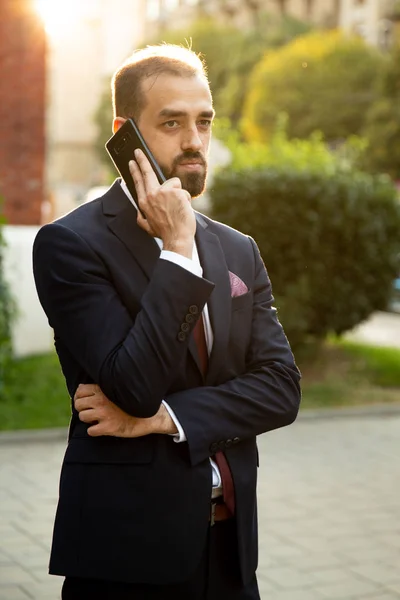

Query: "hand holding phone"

xmin=106 ymin=118 xmax=166 ymax=187
xmin=130 ymin=149 xmax=195 ymax=259
xmin=106 ymin=119 xmax=195 ymax=257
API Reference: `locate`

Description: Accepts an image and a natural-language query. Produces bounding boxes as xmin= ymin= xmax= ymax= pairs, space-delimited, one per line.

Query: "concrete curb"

xmin=0 ymin=427 xmax=68 ymax=445
xmin=1 ymin=403 xmax=400 ymax=445
xmin=297 ymin=403 xmax=400 ymax=421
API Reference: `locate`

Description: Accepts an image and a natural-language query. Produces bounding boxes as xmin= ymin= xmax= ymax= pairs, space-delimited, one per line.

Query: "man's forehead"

xmin=141 ymin=73 xmax=213 ymax=112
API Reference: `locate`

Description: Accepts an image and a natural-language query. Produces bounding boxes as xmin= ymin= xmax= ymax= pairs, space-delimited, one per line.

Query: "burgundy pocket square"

xmin=229 ymin=271 xmax=248 ymax=297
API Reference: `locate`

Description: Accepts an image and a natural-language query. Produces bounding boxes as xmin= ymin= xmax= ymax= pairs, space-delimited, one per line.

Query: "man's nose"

xmin=181 ymin=126 xmax=202 ymax=152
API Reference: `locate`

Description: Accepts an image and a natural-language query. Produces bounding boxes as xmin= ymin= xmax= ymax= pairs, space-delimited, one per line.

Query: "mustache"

xmin=172 ymin=151 xmax=206 ymax=169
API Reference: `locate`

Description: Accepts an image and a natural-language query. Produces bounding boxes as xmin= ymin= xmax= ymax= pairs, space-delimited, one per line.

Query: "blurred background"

xmin=1 ymin=3 xmax=400 ymax=599
xmin=0 ymin=0 xmax=400 ymax=426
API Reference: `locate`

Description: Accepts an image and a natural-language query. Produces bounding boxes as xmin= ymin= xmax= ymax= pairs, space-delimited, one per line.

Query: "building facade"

xmin=145 ymin=0 xmax=342 ymax=36
xmin=146 ymin=0 xmax=399 ymax=48
xmin=339 ymin=0 xmax=399 ymax=49
xmin=0 ymin=0 xmax=46 ymax=225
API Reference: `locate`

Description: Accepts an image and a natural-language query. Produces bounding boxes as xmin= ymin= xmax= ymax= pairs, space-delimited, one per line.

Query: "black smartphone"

xmin=105 ymin=118 xmax=166 ymax=205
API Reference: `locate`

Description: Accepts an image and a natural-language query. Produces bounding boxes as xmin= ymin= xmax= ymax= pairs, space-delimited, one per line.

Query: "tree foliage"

xmin=93 ymin=79 xmax=113 ymax=168
xmin=362 ymin=43 xmax=400 ymax=180
xmin=242 ymin=30 xmax=384 ymax=143
xmin=151 ymin=15 xmax=311 ymax=126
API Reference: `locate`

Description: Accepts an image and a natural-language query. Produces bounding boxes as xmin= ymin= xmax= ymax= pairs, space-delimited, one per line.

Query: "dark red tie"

xmin=193 ymin=316 xmax=235 ymax=516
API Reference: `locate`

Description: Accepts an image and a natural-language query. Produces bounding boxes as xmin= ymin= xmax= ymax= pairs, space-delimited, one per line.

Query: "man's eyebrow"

xmin=158 ymin=109 xmax=215 ymax=119
xmin=199 ymin=110 xmax=215 ymax=119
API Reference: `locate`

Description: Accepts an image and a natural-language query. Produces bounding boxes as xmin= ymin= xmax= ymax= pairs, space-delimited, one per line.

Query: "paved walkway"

xmin=345 ymin=311 xmax=400 ymax=349
xmin=1 ymin=412 xmax=399 ymax=599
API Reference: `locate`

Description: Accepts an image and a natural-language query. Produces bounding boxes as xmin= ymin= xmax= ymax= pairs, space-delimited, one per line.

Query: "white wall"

xmin=3 ymin=226 xmax=53 ymax=357
xmin=339 ymin=0 xmax=384 ymax=46
xmin=45 ymin=0 xmax=148 ymax=218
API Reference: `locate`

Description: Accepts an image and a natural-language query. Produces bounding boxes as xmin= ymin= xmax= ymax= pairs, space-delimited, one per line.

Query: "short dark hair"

xmin=112 ymin=44 xmax=209 ymax=121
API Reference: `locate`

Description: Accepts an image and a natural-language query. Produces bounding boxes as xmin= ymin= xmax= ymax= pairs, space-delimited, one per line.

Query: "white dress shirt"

xmin=120 ymin=180 xmax=222 ymax=490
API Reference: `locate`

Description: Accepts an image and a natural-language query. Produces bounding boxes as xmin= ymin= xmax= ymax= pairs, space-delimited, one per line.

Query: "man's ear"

xmin=112 ymin=117 xmax=126 ymax=134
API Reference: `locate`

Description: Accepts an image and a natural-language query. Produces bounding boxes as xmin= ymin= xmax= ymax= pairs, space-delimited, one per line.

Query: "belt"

xmin=211 ymin=486 xmax=223 ymax=499
xmin=210 ymin=499 xmax=232 ymax=526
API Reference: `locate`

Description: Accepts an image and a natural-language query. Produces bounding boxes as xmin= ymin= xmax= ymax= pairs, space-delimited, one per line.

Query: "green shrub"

xmin=210 ymin=166 xmax=400 ymax=349
xmin=0 ymin=211 xmax=14 ymax=399
xmin=242 ymin=30 xmax=384 ymax=143
xmin=362 ymin=44 xmax=400 ymax=180
xmin=215 ymin=113 xmax=367 ymax=174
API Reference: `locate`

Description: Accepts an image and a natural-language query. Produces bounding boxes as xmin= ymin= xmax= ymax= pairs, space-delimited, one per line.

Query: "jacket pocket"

xmin=64 ymin=435 xmax=154 ymax=465
xmin=231 ymin=290 xmax=253 ymax=312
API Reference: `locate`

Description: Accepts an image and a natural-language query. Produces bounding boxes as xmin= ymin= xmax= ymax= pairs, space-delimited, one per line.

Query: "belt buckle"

xmin=210 ymin=502 xmax=216 ymax=527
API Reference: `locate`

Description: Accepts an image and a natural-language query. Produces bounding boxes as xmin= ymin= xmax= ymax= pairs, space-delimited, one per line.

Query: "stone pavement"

xmin=345 ymin=311 xmax=400 ymax=349
xmin=0 ymin=412 xmax=399 ymax=599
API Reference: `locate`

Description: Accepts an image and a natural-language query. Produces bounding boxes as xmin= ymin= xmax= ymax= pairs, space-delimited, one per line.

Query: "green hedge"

xmin=0 ymin=213 xmax=13 ymax=399
xmin=210 ymin=168 xmax=400 ymax=348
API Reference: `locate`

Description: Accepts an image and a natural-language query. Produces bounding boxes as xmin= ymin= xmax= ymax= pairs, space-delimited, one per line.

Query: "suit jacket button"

xmin=185 ymin=314 xmax=195 ymax=324
xmin=180 ymin=322 xmax=190 ymax=332
xmin=210 ymin=442 xmax=219 ymax=454
xmin=189 ymin=305 xmax=199 ymax=315
xmin=233 ymin=437 xmax=240 ymax=444
xmin=177 ymin=331 xmax=186 ymax=342
xmin=225 ymin=438 xmax=233 ymax=448
xmin=218 ymin=440 xmax=226 ymax=450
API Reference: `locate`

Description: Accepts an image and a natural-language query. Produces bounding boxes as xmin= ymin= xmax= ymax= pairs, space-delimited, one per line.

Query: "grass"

xmin=299 ymin=339 xmax=400 ymax=409
xmin=0 ymin=353 xmax=70 ymax=430
xmin=0 ymin=339 xmax=399 ymax=431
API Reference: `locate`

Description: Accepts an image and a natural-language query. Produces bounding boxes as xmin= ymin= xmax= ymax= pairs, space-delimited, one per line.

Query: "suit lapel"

xmin=102 ymin=186 xmax=231 ymax=383
xmin=102 ymin=180 xmax=160 ymax=280
xmin=195 ymin=214 xmax=231 ymax=384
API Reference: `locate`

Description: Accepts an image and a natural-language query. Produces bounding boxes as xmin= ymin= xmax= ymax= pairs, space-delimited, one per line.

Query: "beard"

xmin=161 ymin=151 xmax=208 ymax=198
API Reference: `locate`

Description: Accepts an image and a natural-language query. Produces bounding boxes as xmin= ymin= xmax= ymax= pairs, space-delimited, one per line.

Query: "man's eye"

xmin=198 ymin=120 xmax=212 ymax=129
xmin=164 ymin=120 xmax=179 ymax=129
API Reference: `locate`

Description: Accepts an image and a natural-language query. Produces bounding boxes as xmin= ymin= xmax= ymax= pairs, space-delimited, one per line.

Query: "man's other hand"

xmin=74 ymin=384 xmax=178 ymax=437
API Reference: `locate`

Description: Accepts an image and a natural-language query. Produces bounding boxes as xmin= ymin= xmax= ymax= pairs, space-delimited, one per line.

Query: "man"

xmin=33 ymin=45 xmax=301 ymax=599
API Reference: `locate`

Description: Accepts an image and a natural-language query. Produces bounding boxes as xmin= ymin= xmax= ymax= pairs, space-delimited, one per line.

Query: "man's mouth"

xmin=178 ymin=161 xmax=204 ymax=169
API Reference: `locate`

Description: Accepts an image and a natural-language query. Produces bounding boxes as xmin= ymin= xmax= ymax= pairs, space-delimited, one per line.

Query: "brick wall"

xmin=0 ymin=0 xmax=46 ymax=225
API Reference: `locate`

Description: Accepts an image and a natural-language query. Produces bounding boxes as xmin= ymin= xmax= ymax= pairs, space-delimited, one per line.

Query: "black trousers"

xmin=61 ymin=519 xmax=260 ymax=600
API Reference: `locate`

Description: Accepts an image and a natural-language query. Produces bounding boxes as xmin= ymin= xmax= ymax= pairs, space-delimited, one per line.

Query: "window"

xmin=305 ymin=0 xmax=314 ymax=18
xmin=277 ymin=0 xmax=287 ymax=15
xmin=146 ymin=0 xmax=160 ymax=20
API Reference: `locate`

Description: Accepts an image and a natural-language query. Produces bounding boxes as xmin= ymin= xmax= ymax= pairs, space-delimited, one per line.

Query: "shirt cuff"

xmin=162 ymin=401 xmax=187 ymax=443
xmin=160 ymin=250 xmax=203 ymax=278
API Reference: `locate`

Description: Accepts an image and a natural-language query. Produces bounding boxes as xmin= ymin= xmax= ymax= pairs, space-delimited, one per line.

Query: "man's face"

xmin=134 ymin=73 xmax=214 ymax=198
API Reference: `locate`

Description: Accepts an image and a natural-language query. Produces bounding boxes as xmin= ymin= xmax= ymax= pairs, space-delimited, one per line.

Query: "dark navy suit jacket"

xmin=33 ymin=180 xmax=301 ymax=585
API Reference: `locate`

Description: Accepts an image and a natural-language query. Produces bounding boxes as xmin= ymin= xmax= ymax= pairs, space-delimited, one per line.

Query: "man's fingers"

xmin=136 ymin=211 xmax=155 ymax=236
xmin=129 ymin=160 xmax=147 ymax=206
xmin=87 ymin=423 xmax=105 ymax=437
xmin=160 ymin=177 xmax=182 ymax=190
xmin=74 ymin=383 xmax=99 ymax=399
xmin=133 ymin=149 xmax=160 ymax=193
xmin=78 ymin=408 xmax=98 ymax=423
xmin=75 ymin=394 xmax=104 ymax=412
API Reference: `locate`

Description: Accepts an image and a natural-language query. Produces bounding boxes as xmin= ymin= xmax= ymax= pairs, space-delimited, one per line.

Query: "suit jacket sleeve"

xmin=33 ymin=222 xmax=214 ymax=418
xmin=165 ymin=237 xmax=301 ymax=466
